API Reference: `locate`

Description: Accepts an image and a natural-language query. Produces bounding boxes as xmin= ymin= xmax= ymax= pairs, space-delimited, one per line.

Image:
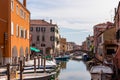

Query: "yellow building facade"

xmin=0 ymin=0 xmax=30 ymax=65
xmin=60 ymin=38 xmax=67 ymax=54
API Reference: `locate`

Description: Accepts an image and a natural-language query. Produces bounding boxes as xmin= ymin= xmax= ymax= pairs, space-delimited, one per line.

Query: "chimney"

xmin=23 ymin=0 xmax=26 ymax=7
xmin=115 ymin=8 xmax=116 ymax=15
xmin=50 ymin=19 xmax=52 ymax=24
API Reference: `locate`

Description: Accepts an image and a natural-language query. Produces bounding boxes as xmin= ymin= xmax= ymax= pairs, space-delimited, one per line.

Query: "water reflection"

xmin=60 ymin=61 xmax=67 ymax=69
xmin=57 ymin=60 xmax=91 ymax=80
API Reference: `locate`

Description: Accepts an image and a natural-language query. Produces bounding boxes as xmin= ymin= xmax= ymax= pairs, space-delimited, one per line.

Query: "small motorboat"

xmin=72 ymin=56 xmax=82 ymax=61
xmin=90 ymin=65 xmax=113 ymax=80
xmin=55 ymin=55 xmax=70 ymax=61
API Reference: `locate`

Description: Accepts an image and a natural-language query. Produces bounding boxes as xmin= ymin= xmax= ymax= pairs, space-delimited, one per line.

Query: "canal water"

xmin=57 ymin=60 xmax=91 ymax=80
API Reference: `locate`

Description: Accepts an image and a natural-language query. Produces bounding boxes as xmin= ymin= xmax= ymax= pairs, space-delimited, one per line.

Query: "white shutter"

xmin=19 ymin=27 xmax=21 ymax=37
xmin=16 ymin=24 xmax=18 ymax=36
xmin=27 ymin=30 xmax=29 ymax=39
xmin=11 ymin=22 xmax=14 ymax=35
xmin=11 ymin=0 xmax=14 ymax=11
xmin=16 ymin=5 xmax=19 ymax=15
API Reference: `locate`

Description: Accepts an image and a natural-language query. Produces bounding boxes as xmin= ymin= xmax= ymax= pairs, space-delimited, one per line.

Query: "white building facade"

xmin=30 ymin=20 xmax=60 ymax=56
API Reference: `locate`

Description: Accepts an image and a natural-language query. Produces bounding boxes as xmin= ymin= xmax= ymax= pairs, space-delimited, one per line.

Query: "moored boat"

xmin=55 ymin=55 xmax=70 ymax=61
xmin=90 ymin=65 xmax=113 ymax=80
xmin=72 ymin=56 xmax=83 ymax=61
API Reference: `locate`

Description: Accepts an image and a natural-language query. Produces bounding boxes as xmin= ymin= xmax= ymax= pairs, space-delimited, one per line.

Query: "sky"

xmin=23 ymin=0 xmax=119 ymax=45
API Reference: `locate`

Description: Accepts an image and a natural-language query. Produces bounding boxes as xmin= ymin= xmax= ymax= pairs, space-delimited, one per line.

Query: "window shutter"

xmin=27 ymin=30 xmax=29 ymax=39
xmin=19 ymin=27 xmax=21 ymax=37
xmin=16 ymin=24 xmax=18 ymax=36
xmin=11 ymin=22 xmax=14 ymax=35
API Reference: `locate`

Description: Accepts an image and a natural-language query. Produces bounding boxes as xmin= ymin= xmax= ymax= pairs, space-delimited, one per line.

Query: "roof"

xmin=16 ymin=0 xmax=30 ymax=14
xmin=94 ymin=23 xmax=106 ymax=27
xmin=30 ymin=20 xmax=57 ymax=26
xmin=94 ymin=22 xmax=113 ymax=29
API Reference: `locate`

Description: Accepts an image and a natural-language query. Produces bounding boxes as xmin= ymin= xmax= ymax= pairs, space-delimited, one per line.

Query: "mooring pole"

xmin=20 ymin=60 xmax=23 ymax=80
xmin=7 ymin=63 xmax=10 ymax=80
xmin=34 ymin=57 xmax=36 ymax=73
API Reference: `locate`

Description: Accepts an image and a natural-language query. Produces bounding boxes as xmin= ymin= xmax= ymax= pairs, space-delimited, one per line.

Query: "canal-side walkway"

xmin=0 ymin=58 xmax=57 ymax=80
xmin=17 ymin=72 xmax=56 ymax=80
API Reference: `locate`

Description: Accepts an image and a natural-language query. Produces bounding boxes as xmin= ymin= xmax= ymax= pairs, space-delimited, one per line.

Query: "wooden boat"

xmin=82 ymin=53 xmax=89 ymax=61
xmin=90 ymin=65 xmax=113 ymax=80
xmin=55 ymin=55 xmax=70 ymax=61
xmin=72 ymin=56 xmax=83 ymax=60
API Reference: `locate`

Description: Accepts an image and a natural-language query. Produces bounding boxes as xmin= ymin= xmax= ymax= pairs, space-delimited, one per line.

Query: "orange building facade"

xmin=0 ymin=0 xmax=30 ymax=65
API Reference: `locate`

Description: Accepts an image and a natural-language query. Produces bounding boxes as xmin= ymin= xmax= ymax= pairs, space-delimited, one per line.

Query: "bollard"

xmin=34 ymin=57 xmax=36 ymax=73
xmin=7 ymin=63 xmax=10 ymax=80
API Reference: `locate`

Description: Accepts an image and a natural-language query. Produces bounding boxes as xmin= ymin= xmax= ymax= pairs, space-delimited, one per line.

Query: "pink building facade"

xmin=93 ymin=22 xmax=114 ymax=61
xmin=114 ymin=1 xmax=120 ymax=71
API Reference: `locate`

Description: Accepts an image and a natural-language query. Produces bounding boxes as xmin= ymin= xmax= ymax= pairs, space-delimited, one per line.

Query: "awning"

xmin=30 ymin=47 xmax=40 ymax=52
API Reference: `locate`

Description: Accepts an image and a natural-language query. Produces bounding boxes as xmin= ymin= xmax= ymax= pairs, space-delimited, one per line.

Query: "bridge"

xmin=66 ymin=49 xmax=92 ymax=54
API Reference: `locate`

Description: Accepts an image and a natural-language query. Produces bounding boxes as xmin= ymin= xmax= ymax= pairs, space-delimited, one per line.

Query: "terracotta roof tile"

xmin=30 ymin=20 xmax=57 ymax=26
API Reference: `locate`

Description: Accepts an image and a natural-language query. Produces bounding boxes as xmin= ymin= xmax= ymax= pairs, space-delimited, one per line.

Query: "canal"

xmin=57 ymin=60 xmax=91 ymax=80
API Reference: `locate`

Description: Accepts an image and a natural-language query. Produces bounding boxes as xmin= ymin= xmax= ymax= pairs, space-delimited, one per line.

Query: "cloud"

xmin=27 ymin=0 xmax=119 ymax=30
xmin=26 ymin=0 xmax=119 ymax=44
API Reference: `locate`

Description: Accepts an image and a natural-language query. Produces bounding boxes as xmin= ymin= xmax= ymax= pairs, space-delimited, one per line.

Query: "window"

xmin=19 ymin=8 xmax=26 ymax=19
xmin=16 ymin=24 xmax=19 ymax=36
xmin=98 ymin=48 xmax=103 ymax=56
xmin=41 ymin=44 xmax=45 ymax=47
xmin=37 ymin=36 xmax=40 ymax=41
xmin=41 ymin=27 xmax=46 ymax=32
xmin=16 ymin=5 xmax=19 ymax=15
xmin=24 ymin=29 xmax=26 ymax=38
xmin=36 ymin=27 xmax=40 ymax=32
xmin=107 ymin=49 xmax=115 ymax=55
xmin=116 ymin=29 xmax=120 ymax=40
xmin=50 ymin=27 xmax=55 ymax=32
xmin=21 ymin=29 xmax=24 ymax=38
xmin=11 ymin=0 xmax=14 ymax=11
xmin=24 ymin=12 xmax=26 ymax=19
xmin=19 ymin=27 xmax=24 ymax=38
xmin=42 ymin=36 xmax=45 ymax=41
xmin=30 ymin=27 xmax=33 ymax=31
xmin=50 ymin=36 xmax=55 ymax=41
xmin=20 ymin=8 xmax=24 ymax=18
xmin=32 ymin=43 xmax=35 ymax=46
xmin=25 ymin=30 xmax=27 ymax=39
xmin=11 ymin=22 xmax=14 ymax=35
xmin=56 ymin=29 xmax=58 ymax=33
